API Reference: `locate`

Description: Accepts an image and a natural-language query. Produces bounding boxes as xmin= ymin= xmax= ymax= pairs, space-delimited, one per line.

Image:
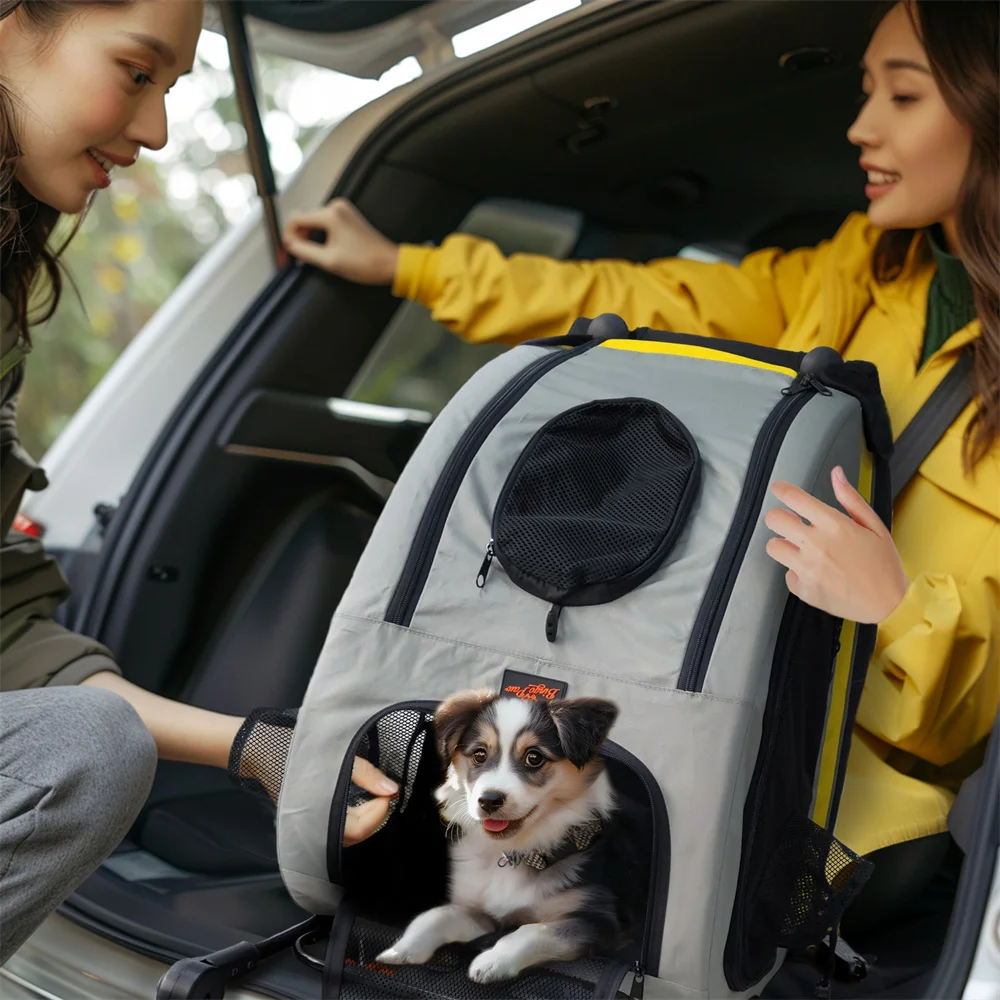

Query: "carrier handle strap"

xmin=890 ymin=347 xmax=975 ymax=500
xmin=525 ymin=316 xmax=601 ymax=348
xmin=321 ymin=897 xmax=357 ymax=999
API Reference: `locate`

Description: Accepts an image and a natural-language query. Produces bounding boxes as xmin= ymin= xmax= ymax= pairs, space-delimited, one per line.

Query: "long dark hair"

xmin=871 ymin=1 xmax=999 ymax=469
xmin=0 ymin=1 xmax=125 ymax=341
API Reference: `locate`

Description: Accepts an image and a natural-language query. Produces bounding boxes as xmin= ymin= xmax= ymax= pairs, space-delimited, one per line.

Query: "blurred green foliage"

xmin=16 ymin=41 xmax=368 ymax=459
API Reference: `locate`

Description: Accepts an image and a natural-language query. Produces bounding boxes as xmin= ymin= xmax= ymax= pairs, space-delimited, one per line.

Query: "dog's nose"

xmin=478 ymin=791 xmax=505 ymax=814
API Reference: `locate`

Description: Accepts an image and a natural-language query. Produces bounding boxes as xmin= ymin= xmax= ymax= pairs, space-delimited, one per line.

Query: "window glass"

xmin=17 ymin=37 xmax=421 ymax=459
xmin=348 ymin=300 xmax=507 ymax=417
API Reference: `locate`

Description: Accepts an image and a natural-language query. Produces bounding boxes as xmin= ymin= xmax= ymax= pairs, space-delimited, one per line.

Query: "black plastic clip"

xmin=156 ymin=941 xmax=260 ymax=1000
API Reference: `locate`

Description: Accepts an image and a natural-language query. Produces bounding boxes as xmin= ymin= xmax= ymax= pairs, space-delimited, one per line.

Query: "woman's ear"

xmin=548 ymin=698 xmax=619 ymax=769
xmin=434 ymin=689 xmax=497 ymax=762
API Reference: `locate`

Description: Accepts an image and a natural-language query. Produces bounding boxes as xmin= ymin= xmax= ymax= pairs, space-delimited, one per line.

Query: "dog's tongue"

xmin=483 ymin=818 xmax=510 ymax=833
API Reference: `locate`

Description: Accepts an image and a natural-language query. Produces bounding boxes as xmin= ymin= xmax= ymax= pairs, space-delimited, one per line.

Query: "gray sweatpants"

xmin=0 ymin=686 xmax=157 ymax=964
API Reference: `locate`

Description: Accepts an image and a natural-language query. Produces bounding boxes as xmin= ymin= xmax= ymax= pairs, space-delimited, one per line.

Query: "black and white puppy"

xmin=377 ymin=688 xmax=621 ymax=984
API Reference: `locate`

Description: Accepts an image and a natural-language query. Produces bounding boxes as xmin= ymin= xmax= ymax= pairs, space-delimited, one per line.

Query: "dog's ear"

xmin=548 ymin=698 xmax=619 ymax=769
xmin=434 ymin=689 xmax=497 ymax=762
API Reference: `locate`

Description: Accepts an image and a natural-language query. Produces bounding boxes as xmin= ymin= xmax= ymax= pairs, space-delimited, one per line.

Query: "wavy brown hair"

xmin=0 ymin=0 xmax=126 ymax=342
xmin=871 ymin=1 xmax=1000 ymax=469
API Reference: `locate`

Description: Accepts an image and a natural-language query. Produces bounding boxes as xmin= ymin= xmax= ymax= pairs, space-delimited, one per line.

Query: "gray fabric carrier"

xmin=275 ymin=315 xmax=893 ymax=999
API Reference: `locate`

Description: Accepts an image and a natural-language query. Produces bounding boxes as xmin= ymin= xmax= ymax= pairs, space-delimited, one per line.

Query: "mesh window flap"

xmin=493 ymin=397 xmax=700 ymax=607
xmin=228 ymin=707 xmax=298 ymax=805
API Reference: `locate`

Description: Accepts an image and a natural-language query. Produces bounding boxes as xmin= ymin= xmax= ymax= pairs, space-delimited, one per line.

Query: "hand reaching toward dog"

xmin=344 ymin=757 xmax=399 ymax=847
xmin=765 ymin=465 xmax=908 ymax=624
xmin=282 ymin=198 xmax=399 ymax=285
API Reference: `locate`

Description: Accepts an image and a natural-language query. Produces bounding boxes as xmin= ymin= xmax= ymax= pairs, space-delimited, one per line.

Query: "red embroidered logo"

xmin=500 ymin=670 xmax=568 ymax=701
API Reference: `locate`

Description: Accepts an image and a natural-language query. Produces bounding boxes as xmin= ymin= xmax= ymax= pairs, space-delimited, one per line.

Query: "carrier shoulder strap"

xmin=890 ymin=348 xmax=975 ymax=501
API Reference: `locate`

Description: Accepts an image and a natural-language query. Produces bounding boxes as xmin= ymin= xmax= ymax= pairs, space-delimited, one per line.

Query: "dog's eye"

xmin=470 ymin=748 xmax=488 ymax=765
xmin=524 ymin=750 xmax=545 ymax=769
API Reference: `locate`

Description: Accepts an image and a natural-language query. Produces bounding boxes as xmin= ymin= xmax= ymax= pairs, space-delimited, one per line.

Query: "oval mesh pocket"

xmin=493 ymin=397 xmax=700 ymax=606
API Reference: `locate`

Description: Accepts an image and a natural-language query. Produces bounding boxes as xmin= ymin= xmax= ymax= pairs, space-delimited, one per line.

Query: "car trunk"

xmin=54 ymin=2 xmax=989 ymax=998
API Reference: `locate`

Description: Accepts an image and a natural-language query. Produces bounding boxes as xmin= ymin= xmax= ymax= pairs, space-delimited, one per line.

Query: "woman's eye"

xmin=524 ymin=750 xmax=545 ymax=769
xmin=125 ymin=65 xmax=153 ymax=87
xmin=471 ymin=748 xmax=488 ymax=765
xmin=891 ymin=94 xmax=917 ymax=105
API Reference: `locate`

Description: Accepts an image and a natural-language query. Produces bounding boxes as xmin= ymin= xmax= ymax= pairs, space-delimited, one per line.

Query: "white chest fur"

xmin=448 ymin=838 xmax=585 ymax=922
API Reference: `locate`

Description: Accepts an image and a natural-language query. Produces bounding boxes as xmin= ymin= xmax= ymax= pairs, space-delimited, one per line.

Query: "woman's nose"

xmin=126 ymin=95 xmax=169 ymax=153
xmin=847 ymin=99 xmax=877 ymax=149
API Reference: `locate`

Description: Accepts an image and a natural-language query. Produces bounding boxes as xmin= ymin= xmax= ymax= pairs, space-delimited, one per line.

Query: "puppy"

xmin=377 ymin=689 xmax=621 ymax=984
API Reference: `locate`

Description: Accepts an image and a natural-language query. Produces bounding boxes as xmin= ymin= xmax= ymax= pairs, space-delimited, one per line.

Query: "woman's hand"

xmin=344 ymin=757 xmax=399 ymax=847
xmin=282 ymin=198 xmax=399 ymax=285
xmin=765 ymin=465 xmax=908 ymax=624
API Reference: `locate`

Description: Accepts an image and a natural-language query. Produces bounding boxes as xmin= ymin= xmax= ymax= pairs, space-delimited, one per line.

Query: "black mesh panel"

xmin=296 ymin=916 xmax=623 ymax=999
xmin=227 ymin=707 xmax=298 ymax=804
xmin=337 ymin=707 xmax=451 ymax=924
xmin=493 ymin=397 xmax=699 ymax=606
xmin=758 ymin=816 xmax=874 ymax=950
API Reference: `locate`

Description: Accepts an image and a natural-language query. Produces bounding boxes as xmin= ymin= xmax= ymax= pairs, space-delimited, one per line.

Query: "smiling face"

xmin=847 ymin=2 xmax=972 ymax=238
xmin=434 ymin=691 xmax=618 ymax=843
xmin=0 ymin=0 xmax=202 ymax=214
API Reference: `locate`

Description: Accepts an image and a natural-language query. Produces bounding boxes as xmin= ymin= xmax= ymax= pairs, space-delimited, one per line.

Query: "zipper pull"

xmin=476 ymin=541 xmax=495 ymax=588
xmin=782 ymin=372 xmax=832 ymax=397
xmin=629 ymin=961 xmax=645 ymax=999
xmin=545 ymin=603 xmax=563 ymax=642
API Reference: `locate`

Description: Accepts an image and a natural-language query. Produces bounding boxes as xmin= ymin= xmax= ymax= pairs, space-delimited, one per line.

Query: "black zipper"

xmin=326 ymin=700 xmax=438 ymax=884
xmin=602 ymin=740 xmax=670 ymax=989
xmin=385 ymin=343 xmax=596 ymax=626
xmin=676 ymin=377 xmax=823 ymax=692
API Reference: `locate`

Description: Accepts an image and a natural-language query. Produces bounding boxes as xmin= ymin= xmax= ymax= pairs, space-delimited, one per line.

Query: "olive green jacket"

xmin=0 ymin=297 xmax=117 ymax=689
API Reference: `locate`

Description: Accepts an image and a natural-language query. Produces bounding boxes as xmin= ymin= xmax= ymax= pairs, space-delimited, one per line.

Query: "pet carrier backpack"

xmin=161 ymin=314 xmax=901 ymax=1000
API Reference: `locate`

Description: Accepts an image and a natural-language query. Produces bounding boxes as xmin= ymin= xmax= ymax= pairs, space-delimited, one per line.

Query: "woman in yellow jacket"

xmin=285 ymin=0 xmax=999 ymax=885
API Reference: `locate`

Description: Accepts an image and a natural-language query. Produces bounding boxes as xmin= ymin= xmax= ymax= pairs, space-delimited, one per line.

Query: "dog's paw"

xmin=467 ymin=948 xmax=520 ymax=983
xmin=376 ymin=943 xmax=432 ymax=967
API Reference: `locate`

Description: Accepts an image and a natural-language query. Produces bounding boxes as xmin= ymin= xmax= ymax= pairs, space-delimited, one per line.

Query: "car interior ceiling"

xmin=60 ymin=1 xmax=974 ymax=995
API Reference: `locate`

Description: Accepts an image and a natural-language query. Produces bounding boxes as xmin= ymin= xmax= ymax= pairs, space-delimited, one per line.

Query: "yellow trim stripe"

xmin=598 ymin=339 xmax=797 ymax=377
xmin=811 ymin=446 xmax=875 ymax=828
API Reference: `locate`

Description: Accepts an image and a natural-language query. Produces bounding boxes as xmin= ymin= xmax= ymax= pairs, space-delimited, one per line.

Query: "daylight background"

xmin=17 ymin=29 xmax=427 ymax=458
xmin=19 ymin=0 xmax=590 ymax=460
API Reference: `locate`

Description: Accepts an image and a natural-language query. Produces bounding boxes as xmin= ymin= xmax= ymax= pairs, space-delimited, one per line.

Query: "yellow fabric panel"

xmin=597 ymin=339 xmax=797 ymax=377
xmin=812 ymin=448 xmax=875 ymax=829
xmin=813 ymin=618 xmax=858 ymax=830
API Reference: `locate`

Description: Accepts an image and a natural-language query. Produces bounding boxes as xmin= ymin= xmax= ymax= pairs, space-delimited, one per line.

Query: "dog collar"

xmin=497 ymin=818 xmax=604 ymax=871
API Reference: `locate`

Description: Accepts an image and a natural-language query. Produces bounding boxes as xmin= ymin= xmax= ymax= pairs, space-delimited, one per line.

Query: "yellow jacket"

xmin=394 ymin=212 xmax=999 ymax=857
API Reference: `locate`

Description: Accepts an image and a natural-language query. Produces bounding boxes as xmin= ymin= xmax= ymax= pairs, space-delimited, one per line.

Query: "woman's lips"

xmin=865 ymin=180 xmax=899 ymax=200
xmin=864 ymin=168 xmax=900 ymax=201
xmin=85 ymin=150 xmax=112 ymax=189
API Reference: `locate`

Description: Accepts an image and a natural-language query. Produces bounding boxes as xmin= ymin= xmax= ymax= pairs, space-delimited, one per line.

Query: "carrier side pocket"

xmin=723 ymin=599 xmax=872 ymax=991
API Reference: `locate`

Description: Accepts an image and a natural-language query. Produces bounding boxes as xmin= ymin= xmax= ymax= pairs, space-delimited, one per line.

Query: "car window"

xmin=17 ymin=37 xmax=422 ymax=461
xmin=347 ymin=300 xmax=508 ymax=418
xmin=347 ymin=236 xmax=745 ymax=417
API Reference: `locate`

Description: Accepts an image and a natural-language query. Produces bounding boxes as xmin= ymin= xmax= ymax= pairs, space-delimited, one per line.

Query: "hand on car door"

xmin=283 ymin=198 xmax=399 ymax=285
